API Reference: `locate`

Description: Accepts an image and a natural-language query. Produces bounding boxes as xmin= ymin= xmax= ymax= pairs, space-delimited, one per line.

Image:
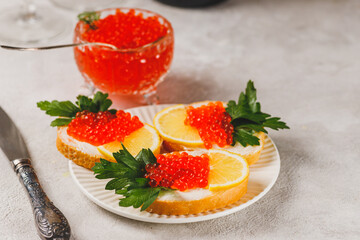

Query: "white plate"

xmin=69 ymin=104 xmax=280 ymax=224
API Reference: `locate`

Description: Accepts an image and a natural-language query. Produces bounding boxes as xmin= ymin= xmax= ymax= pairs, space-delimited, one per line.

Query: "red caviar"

xmin=74 ymin=8 xmax=174 ymax=95
xmin=80 ymin=9 xmax=168 ymax=49
xmin=184 ymin=102 xmax=234 ymax=149
xmin=67 ymin=110 xmax=143 ymax=146
xmin=145 ymin=152 xmax=210 ymax=191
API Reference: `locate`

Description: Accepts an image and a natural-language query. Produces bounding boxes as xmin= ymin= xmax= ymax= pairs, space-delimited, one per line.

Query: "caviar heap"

xmin=80 ymin=9 xmax=168 ymax=49
xmin=74 ymin=9 xmax=174 ymax=94
xmin=67 ymin=110 xmax=143 ymax=146
xmin=145 ymin=152 xmax=210 ymax=191
xmin=184 ymin=102 xmax=234 ymax=149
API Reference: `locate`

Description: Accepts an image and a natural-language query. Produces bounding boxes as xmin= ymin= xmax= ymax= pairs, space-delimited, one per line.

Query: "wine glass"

xmin=50 ymin=0 xmax=115 ymax=12
xmin=0 ymin=0 xmax=67 ymax=45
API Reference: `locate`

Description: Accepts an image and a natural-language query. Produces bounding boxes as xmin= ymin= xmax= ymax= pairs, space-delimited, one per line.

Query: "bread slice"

xmin=218 ymin=131 xmax=265 ymax=166
xmin=147 ymin=177 xmax=248 ymax=215
xmin=56 ymin=127 xmax=103 ymax=169
xmin=57 ymin=123 xmax=162 ymax=169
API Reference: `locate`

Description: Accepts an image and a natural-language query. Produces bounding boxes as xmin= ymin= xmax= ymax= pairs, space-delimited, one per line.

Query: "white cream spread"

xmin=58 ymin=127 xmax=102 ymax=156
xmin=157 ymin=188 xmax=212 ymax=201
xmin=185 ymin=139 xmax=262 ymax=156
xmin=212 ymin=140 xmax=263 ymax=156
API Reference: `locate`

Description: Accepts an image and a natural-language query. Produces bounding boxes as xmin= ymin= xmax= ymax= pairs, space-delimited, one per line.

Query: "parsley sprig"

xmin=92 ymin=145 xmax=166 ymax=211
xmin=226 ymin=80 xmax=289 ymax=147
xmin=37 ymin=92 xmax=116 ymax=127
xmin=78 ymin=11 xmax=100 ymax=30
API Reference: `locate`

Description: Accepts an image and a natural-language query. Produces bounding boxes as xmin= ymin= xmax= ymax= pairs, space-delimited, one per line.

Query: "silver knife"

xmin=0 ymin=107 xmax=71 ymax=240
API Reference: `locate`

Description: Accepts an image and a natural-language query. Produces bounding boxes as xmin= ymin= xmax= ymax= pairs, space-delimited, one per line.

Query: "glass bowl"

xmin=73 ymin=8 xmax=174 ymax=103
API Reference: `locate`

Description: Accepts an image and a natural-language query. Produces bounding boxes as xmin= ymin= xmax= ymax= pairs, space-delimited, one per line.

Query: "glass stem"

xmin=144 ymin=91 xmax=160 ymax=105
xmin=20 ymin=0 xmax=38 ymax=23
xmin=78 ymin=81 xmax=96 ymax=96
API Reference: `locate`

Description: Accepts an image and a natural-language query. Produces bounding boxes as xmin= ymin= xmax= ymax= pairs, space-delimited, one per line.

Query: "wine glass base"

xmin=50 ymin=0 xmax=116 ymax=12
xmin=143 ymin=92 xmax=160 ymax=105
xmin=108 ymin=93 xmax=150 ymax=110
xmin=0 ymin=6 xmax=68 ymax=45
xmin=78 ymin=80 xmax=96 ymax=96
xmin=77 ymin=80 xmax=153 ymax=109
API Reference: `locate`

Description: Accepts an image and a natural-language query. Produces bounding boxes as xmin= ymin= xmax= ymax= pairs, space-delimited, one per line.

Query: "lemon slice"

xmin=208 ymin=149 xmax=249 ymax=191
xmin=153 ymin=104 xmax=203 ymax=147
xmin=97 ymin=124 xmax=161 ymax=160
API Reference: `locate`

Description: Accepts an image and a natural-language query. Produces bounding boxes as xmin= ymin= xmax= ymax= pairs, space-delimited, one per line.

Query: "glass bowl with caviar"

xmin=73 ymin=8 xmax=174 ymax=104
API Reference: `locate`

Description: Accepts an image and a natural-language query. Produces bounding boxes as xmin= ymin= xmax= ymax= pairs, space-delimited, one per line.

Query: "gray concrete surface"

xmin=0 ymin=0 xmax=359 ymax=239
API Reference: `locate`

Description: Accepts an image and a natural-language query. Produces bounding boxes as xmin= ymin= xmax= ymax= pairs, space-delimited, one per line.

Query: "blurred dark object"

xmin=155 ymin=0 xmax=227 ymax=8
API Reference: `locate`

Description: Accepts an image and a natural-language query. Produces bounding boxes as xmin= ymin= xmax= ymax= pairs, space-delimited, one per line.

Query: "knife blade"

xmin=0 ymin=107 xmax=71 ymax=240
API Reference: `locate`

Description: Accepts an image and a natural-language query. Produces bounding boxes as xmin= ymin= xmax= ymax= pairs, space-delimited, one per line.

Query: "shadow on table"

xmin=157 ymin=71 xmax=221 ymax=104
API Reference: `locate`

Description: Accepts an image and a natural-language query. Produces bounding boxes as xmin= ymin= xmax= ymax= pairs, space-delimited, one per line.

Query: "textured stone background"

xmin=0 ymin=0 xmax=359 ymax=239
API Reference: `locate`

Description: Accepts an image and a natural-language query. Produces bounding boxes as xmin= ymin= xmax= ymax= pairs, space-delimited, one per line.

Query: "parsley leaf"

xmin=92 ymin=158 xmax=137 ymax=179
xmin=112 ymin=144 xmax=142 ymax=171
xmin=37 ymin=100 xmax=79 ymax=117
xmin=233 ymin=128 xmax=261 ymax=146
xmin=226 ymin=80 xmax=289 ymax=147
xmin=50 ymin=118 xmax=73 ymax=127
xmin=92 ymin=146 xmax=165 ymax=211
xmin=135 ymin=147 xmax=157 ymax=165
xmin=245 ymin=80 xmax=261 ymax=113
xmin=119 ymin=187 xmax=161 ymax=210
xmin=78 ymin=11 xmax=100 ymax=30
xmin=76 ymin=95 xmax=96 ymax=112
xmin=93 ymin=92 xmax=114 ymax=112
xmin=75 ymin=92 xmax=116 ymax=114
xmin=37 ymin=91 xmax=116 ymax=127
xmin=263 ymin=117 xmax=289 ymax=130
xmin=105 ymin=178 xmax=131 ymax=190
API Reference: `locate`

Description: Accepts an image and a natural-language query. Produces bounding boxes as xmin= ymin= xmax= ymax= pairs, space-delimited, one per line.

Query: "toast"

xmin=56 ymin=126 xmax=103 ymax=169
xmin=147 ymin=177 xmax=248 ymax=215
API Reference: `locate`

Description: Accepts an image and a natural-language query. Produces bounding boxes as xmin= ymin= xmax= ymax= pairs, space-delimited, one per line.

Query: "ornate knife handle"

xmin=12 ymin=159 xmax=71 ymax=240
